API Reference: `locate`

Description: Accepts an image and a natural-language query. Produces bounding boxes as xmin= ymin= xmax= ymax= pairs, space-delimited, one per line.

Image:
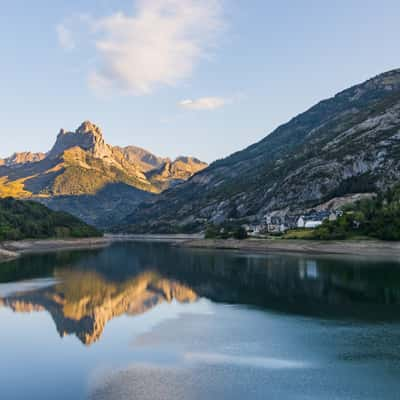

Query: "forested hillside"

xmin=0 ymin=197 xmax=101 ymax=241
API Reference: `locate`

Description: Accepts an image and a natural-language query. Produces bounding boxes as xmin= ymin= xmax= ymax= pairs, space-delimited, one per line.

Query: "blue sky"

xmin=1 ymin=0 xmax=400 ymax=163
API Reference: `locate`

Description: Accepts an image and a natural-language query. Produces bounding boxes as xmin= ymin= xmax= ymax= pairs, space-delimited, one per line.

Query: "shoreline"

xmin=2 ymin=235 xmax=400 ymax=263
xmin=179 ymin=238 xmax=400 ymax=258
xmin=0 ymin=237 xmax=111 ymax=263
xmin=0 ymin=234 xmax=201 ymax=263
xmin=105 ymin=233 xmax=203 ymax=242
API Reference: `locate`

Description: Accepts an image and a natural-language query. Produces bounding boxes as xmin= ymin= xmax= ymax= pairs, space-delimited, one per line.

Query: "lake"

xmin=1 ymin=241 xmax=400 ymax=399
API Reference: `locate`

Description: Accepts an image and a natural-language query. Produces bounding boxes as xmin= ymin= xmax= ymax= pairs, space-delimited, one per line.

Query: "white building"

xmin=297 ymin=216 xmax=306 ymax=228
xmin=304 ymin=220 xmax=323 ymax=229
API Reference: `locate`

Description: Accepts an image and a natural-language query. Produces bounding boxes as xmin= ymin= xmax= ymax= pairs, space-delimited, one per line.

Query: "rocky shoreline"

xmin=180 ymin=238 xmax=400 ymax=258
xmin=0 ymin=237 xmax=111 ymax=263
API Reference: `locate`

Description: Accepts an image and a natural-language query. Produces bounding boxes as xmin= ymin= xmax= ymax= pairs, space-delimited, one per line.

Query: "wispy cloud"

xmin=179 ymin=96 xmax=230 ymax=110
xmin=86 ymin=0 xmax=224 ymax=95
xmin=56 ymin=24 xmax=75 ymax=50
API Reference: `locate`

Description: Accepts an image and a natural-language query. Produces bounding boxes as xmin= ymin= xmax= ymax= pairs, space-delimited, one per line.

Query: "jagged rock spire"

xmin=48 ymin=121 xmax=111 ymax=160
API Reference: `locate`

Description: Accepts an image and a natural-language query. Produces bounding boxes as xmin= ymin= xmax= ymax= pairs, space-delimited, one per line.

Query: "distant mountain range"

xmin=120 ymin=68 xmax=400 ymax=233
xmin=0 ymin=121 xmax=207 ymax=226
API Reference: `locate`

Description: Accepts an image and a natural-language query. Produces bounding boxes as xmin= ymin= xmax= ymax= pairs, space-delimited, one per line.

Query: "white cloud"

xmin=56 ymin=24 xmax=75 ymax=50
xmin=88 ymin=0 xmax=223 ymax=95
xmin=179 ymin=96 xmax=230 ymax=110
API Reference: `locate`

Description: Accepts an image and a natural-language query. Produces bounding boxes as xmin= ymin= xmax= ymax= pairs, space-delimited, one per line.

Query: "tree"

xmin=233 ymin=226 xmax=248 ymax=240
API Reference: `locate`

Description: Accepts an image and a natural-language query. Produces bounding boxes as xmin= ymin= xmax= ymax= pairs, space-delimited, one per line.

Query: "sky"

xmin=1 ymin=0 xmax=400 ymax=163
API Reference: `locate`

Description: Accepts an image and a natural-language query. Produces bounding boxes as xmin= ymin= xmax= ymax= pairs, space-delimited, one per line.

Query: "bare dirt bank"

xmin=180 ymin=238 xmax=400 ymax=258
xmin=0 ymin=237 xmax=111 ymax=263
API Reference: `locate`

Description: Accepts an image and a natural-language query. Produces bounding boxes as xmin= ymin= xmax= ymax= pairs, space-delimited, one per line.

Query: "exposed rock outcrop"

xmin=47 ymin=121 xmax=113 ymax=161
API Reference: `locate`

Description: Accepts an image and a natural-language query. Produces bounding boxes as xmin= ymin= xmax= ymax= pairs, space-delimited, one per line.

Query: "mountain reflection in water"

xmin=1 ymin=241 xmax=400 ymax=345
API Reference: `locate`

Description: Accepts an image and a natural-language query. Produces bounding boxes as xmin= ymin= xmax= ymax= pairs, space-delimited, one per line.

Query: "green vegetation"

xmin=0 ymin=197 xmax=102 ymax=241
xmin=287 ymin=186 xmax=400 ymax=241
xmin=283 ymin=229 xmax=316 ymax=240
xmin=205 ymin=223 xmax=248 ymax=240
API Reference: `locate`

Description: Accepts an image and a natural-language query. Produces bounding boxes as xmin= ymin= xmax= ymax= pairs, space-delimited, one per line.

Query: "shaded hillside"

xmin=120 ymin=68 xmax=400 ymax=232
xmin=0 ymin=121 xmax=207 ymax=226
xmin=40 ymin=183 xmax=154 ymax=228
xmin=0 ymin=197 xmax=101 ymax=240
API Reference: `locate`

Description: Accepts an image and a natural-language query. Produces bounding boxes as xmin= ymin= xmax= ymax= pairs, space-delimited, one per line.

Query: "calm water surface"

xmin=1 ymin=241 xmax=400 ymax=399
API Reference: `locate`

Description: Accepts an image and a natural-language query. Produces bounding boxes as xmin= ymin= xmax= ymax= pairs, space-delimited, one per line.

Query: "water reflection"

xmin=1 ymin=270 xmax=197 ymax=345
xmin=1 ymin=241 xmax=400 ymax=345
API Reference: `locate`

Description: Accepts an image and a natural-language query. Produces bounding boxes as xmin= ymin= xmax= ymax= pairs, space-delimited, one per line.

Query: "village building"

xmin=296 ymin=210 xmax=342 ymax=229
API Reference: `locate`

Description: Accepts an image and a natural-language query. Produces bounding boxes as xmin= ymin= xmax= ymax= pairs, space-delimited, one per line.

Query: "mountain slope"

xmin=115 ymin=145 xmax=165 ymax=172
xmin=0 ymin=121 xmax=207 ymax=226
xmin=121 ymin=68 xmax=400 ymax=232
xmin=39 ymin=183 xmax=153 ymax=228
xmin=147 ymin=156 xmax=208 ymax=191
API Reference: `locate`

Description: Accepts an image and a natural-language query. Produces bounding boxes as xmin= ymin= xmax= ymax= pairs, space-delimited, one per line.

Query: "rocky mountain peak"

xmin=48 ymin=121 xmax=111 ymax=160
xmin=76 ymin=121 xmax=103 ymax=137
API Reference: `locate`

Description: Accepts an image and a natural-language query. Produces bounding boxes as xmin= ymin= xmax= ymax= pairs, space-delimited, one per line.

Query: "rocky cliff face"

xmin=121 ymin=68 xmax=400 ymax=232
xmin=0 ymin=122 xmax=207 ymax=226
xmin=47 ymin=121 xmax=113 ymax=161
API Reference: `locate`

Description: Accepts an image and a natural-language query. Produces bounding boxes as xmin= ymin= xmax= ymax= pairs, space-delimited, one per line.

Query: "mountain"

xmin=120 ymin=68 xmax=400 ymax=232
xmin=0 ymin=152 xmax=46 ymax=167
xmin=0 ymin=121 xmax=207 ymax=227
xmin=0 ymin=197 xmax=101 ymax=240
xmin=115 ymin=145 xmax=165 ymax=172
xmin=115 ymin=146 xmax=207 ymax=190
xmin=147 ymin=156 xmax=208 ymax=191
